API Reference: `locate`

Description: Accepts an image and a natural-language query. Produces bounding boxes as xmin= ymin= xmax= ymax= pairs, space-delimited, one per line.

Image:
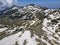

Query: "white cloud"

xmin=0 ymin=0 xmax=18 ymax=10
xmin=0 ymin=0 xmax=18 ymax=6
xmin=5 ymin=0 xmax=13 ymax=6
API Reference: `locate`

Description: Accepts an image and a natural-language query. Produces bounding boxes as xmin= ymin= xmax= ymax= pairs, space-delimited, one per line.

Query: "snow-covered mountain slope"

xmin=42 ymin=9 xmax=60 ymax=45
xmin=0 ymin=4 xmax=60 ymax=45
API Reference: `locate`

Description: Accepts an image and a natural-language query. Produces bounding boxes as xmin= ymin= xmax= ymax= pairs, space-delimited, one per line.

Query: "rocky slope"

xmin=0 ymin=4 xmax=60 ymax=45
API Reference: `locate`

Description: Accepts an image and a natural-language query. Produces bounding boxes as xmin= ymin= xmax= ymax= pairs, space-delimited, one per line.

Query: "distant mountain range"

xmin=0 ymin=4 xmax=48 ymax=14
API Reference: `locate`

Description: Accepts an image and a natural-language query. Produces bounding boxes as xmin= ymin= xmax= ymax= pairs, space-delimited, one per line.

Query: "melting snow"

xmin=0 ymin=27 xmax=8 ymax=32
xmin=0 ymin=31 xmax=38 ymax=45
xmin=42 ymin=10 xmax=60 ymax=45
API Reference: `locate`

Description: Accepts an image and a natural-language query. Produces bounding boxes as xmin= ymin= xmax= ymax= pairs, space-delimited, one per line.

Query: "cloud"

xmin=0 ymin=0 xmax=18 ymax=11
xmin=5 ymin=0 xmax=13 ymax=6
xmin=0 ymin=0 xmax=18 ymax=6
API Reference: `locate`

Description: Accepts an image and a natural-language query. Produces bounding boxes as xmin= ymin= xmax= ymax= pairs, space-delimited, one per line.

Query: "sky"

xmin=18 ymin=0 xmax=60 ymax=8
xmin=0 ymin=0 xmax=60 ymax=8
